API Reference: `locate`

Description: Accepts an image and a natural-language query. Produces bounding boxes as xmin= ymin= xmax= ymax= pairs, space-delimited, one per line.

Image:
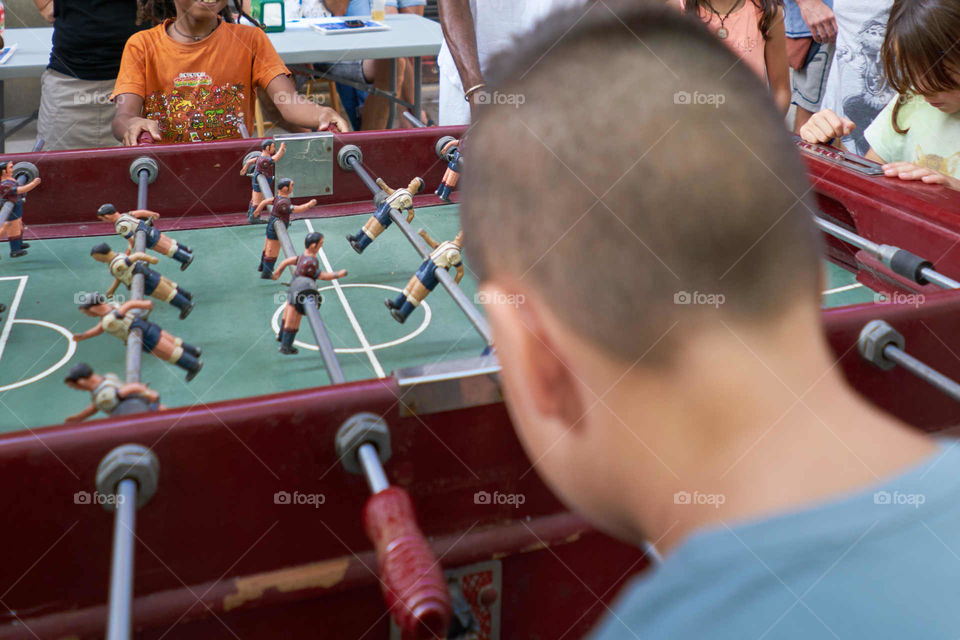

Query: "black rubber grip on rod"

xmin=889 ymin=249 xmax=933 ymax=285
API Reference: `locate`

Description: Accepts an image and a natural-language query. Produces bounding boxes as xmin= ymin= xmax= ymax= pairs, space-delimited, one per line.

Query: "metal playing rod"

xmin=257 ymin=174 xmax=346 ymax=384
xmin=32 ymin=138 xmax=44 ymax=152
xmin=238 ymin=122 xmax=250 ymax=139
xmin=125 ymin=161 xmax=154 ymax=384
xmin=357 ymin=442 xmax=390 ymax=493
xmin=341 ymin=151 xmax=494 ymax=347
xmin=402 ymin=111 xmax=426 ymax=128
xmin=814 ymin=216 xmax=960 ymax=290
xmin=97 ymin=445 xmax=159 ymax=640
xmin=859 ymin=319 xmax=960 ymax=403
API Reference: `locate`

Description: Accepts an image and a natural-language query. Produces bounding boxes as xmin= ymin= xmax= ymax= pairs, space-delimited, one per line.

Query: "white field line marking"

xmin=0 ymin=276 xmax=27 ymax=364
xmin=305 ymin=219 xmax=385 ymax=378
xmin=0 ymin=319 xmax=76 ymax=392
xmin=270 ymin=283 xmax=432 ymax=354
xmin=822 ymin=283 xmax=864 ymax=296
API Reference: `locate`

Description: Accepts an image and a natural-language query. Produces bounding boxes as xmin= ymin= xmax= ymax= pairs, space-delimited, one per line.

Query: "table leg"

xmin=413 ymin=56 xmax=422 ymax=124
xmin=387 ymin=58 xmax=397 ymax=130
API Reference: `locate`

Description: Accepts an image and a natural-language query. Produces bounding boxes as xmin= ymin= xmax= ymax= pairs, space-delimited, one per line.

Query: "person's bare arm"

xmin=119 ymin=299 xmax=153 ymax=315
xmin=254 ymin=197 xmax=275 ymax=216
xmin=418 ymin=229 xmax=439 ymax=249
xmin=129 ymin=209 xmax=160 ymax=221
xmin=240 ymin=157 xmax=257 ymax=176
xmin=16 ymin=178 xmax=41 ymax=194
xmin=120 ymin=382 xmax=159 ymax=403
xmin=271 ymin=256 xmax=298 ymax=280
xmin=264 ymin=74 xmax=350 ymax=132
xmin=438 ymin=0 xmax=485 ymax=118
xmin=272 ymin=142 xmax=287 ymax=162
xmin=318 ymin=269 xmax=347 ymax=281
xmin=454 ymin=264 xmax=464 ymax=284
xmin=795 ymin=0 xmax=836 ymax=43
xmin=324 ymin=0 xmax=350 ymax=15
xmin=105 ymin=279 xmax=122 ymax=298
xmin=73 ymin=325 xmax=104 ymax=341
xmin=33 ymin=0 xmax=54 ymax=23
xmin=113 ymin=94 xmax=161 ymax=145
xmin=765 ymin=11 xmax=791 ymax=114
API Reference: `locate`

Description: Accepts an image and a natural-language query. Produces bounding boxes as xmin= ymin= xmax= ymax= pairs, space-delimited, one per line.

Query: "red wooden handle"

xmin=363 ymin=486 xmax=451 ymax=639
xmin=137 ymin=131 xmax=156 ymax=145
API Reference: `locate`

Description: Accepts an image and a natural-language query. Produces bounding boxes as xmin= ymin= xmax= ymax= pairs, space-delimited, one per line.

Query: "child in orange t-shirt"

xmin=112 ymin=0 xmax=349 ymax=145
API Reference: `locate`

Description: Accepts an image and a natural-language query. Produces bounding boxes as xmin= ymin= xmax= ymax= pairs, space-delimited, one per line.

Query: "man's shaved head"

xmin=461 ymin=0 xmax=821 ymax=363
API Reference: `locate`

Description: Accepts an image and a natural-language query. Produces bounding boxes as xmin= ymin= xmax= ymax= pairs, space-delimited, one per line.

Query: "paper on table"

xmin=284 ymin=17 xmax=390 ymax=34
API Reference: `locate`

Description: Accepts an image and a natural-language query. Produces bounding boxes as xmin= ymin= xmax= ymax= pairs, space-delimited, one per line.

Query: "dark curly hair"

xmin=136 ymin=0 xmax=261 ymax=28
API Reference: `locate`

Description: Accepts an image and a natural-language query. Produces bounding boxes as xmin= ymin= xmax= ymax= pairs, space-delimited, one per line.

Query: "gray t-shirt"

xmin=820 ymin=0 xmax=895 ymax=156
xmin=590 ymin=440 xmax=960 ymax=640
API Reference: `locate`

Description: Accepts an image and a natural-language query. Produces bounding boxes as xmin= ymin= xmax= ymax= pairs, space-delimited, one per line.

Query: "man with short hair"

xmin=461 ymin=3 xmax=960 ymax=638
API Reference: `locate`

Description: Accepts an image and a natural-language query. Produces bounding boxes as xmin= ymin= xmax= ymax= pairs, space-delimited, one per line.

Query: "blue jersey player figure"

xmin=64 ymin=363 xmax=163 ymax=422
xmin=435 ymin=139 xmax=462 ymax=202
xmin=253 ymin=178 xmax=317 ymax=279
xmin=96 ymin=204 xmax=194 ymax=271
xmin=0 ymin=160 xmax=41 ymax=258
xmin=73 ymin=294 xmax=203 ymax=382
xmin=90 ymin=243 xmax=195 ymax=319
xmin=386 ymin=230 xmax=464 ymax=324
xmin=271 ymin=232 xmax=347 ymax=354
xmin=240 ymin=139 xmax=286 ymax=224
xmin=346 ymin=176 xmax=424 ymax=254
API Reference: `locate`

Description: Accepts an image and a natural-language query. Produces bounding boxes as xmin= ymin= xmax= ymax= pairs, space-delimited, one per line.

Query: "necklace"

xmin=172 ymin=17 xmax=220 ymax=42
xmin=702 ymin=0 xmax=742 ymax=39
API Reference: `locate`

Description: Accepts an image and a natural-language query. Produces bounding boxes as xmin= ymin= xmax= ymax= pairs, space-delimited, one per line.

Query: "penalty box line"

xmin=303 ymin=220 xmax=386 ymax=379
xmin=0 ymin=276 xmax=27 ymax=364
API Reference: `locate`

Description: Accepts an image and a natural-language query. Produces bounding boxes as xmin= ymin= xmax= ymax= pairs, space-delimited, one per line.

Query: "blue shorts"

xmin=132 ymin=318 xmax=162 ymax=353
xmin=373 ymin=202 xmax=393 ymax=228
xmin=252 ymin=173 xmax=273 ymax=193
xmin=134 ymin=263 xmax=161 ymax=296
xmin=386 ymin=0 xmax=426 ymax=7
xmin=137 ymin=222 xmax=162 ymax=249
xmin=415 ymin=261 xmax=439 ymax=290
xmin=7 ymin=200 xmax=22 ymax=221
xmin=266 ymin=216 xmax=287 ymax=241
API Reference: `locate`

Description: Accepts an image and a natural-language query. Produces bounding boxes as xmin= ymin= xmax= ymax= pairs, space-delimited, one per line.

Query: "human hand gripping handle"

xmin=363 ymin=486 xmax=451 ymax=639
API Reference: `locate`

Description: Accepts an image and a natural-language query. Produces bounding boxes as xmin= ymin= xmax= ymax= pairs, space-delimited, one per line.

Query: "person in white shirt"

xmin=437 ymin=0 xmax=587 ymax=125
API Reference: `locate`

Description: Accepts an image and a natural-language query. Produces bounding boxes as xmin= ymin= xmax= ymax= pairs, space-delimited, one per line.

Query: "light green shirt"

xmin=865 ymin=95 xmax=960 ymax=177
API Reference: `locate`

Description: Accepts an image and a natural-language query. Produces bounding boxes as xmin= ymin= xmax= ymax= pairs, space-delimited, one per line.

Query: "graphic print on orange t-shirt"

xmin=145 ymin=72 xmax=246 ymax=143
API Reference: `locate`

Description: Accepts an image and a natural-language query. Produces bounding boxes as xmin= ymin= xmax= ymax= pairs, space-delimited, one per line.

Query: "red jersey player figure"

xmin=271 ymin=232 xmax=347 ymax=354
xmin=240 ymin=139 xmax=286 ymax=224
xmin=346 ymin=177 xmax=424 ymax=254
xmin=0 ymin=160 xmax=41 ymax=258
xmin=253 ymin=178 xmax=316 ymax=279
xmin=96 ymin=204 xmax=194 ymax=271
xmin=64 ymin=362 xmax=163 ymax=422
xmin=90 ymin=243 xmax=194 ymax=319
xmin=435 ymin=139 xmax=462 ymax=202
xmin=386 ymin=230 xmax=464 ymax=323
xmin=73 ymin=293 xmax=203 ymax=381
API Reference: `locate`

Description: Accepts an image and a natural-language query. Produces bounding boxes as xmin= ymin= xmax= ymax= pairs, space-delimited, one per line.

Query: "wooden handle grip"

xmin=363 ymin=486 xmax=451 ymax=639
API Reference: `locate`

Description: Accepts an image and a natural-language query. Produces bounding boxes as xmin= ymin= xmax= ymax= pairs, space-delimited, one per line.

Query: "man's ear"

xmin=481 ymin=281 xmax=586 ymax=429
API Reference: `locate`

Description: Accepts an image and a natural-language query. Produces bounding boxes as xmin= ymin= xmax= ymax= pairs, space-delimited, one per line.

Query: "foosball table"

xmin=2 ymin=128 xmax=960 ymax=639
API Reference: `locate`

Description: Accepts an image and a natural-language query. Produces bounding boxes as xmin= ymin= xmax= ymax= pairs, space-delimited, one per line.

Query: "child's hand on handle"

xmin=123 ymin=118 xmax=161 ymax=146
xmin=882 ymin=162 xmax=960 ymax=190
xmin=317 ymin=106 xmax=351 ymax=133
xmin=799 ymin=109 xmax=854 ymax=146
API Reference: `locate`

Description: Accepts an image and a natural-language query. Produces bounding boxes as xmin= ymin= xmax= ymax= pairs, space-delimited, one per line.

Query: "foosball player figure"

xmin=254 ymin=178 xmax=317 ymax=279
xmin=96 ymin=204 xmax=194 ymax=271
xmin=240 ymin=139 xmax=286 ymax=224
xmin=386 ymin=230 xmax=464 ymax=323
xmin=346 ymin=177 xmax=424 ymax=254
xmin=73 ymin=293 xmax=203 ymax=382
xmin=0 ymin=160 xmax=41 ymax=258
xmin=272 ymin=233 xmax=347 ymax=354
xmin=90 ymin=243 xmax=195 ymax=319
xmin=435 ymin=139 xmax=462 ymax=202
xmin=63 ymin=362 xmax=163 ymax=422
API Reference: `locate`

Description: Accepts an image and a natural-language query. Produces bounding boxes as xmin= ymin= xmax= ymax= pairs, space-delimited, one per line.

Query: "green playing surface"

xmin=0 ymin=204 xmax=485 ymax=431
xmin=0 ymin=204 xmax=879 ymax=431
